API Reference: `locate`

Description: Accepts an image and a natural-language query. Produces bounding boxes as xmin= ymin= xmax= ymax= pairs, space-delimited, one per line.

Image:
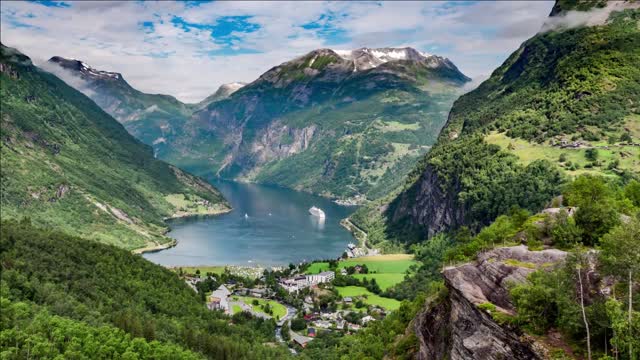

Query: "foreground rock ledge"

xmin=415 ymin=245 xmax=567 ymax=360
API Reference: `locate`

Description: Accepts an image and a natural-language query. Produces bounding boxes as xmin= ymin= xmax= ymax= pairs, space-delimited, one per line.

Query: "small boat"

xmin=244 ymin=213 xmax=249 ymax=219
xmin=309 ymin=206 xmax=326 ymax=218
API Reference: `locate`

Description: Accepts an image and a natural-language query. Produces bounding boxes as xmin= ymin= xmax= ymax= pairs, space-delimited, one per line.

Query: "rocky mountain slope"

xmin=46 ymin=56 xmax=243 ymax=158
xmin=352 ymin=1 xmax=639 ymax=245
xmin=169 ymin=47 xmax=470 ymax=200
xmin=1 ymin=44 xmax=230 ymax=250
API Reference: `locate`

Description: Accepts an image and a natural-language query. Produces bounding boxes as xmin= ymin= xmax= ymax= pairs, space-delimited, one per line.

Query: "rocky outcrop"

xmin=415 ymin=246 xmax=567 ymax=360
xmin=251 ymin=123 xmax=316 ymax=162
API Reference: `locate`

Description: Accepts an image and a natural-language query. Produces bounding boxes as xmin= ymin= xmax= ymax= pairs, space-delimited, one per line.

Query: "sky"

xmin=1 ymin=0 xmax=554 ymax=103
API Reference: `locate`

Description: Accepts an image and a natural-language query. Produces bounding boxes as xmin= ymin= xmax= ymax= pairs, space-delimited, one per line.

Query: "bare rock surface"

xmin=415 ymin=245 xmax=567 ymax=360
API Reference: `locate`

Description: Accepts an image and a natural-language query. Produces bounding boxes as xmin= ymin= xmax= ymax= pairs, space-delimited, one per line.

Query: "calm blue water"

xmin=143 ymin=180 xmax=356 ymax=267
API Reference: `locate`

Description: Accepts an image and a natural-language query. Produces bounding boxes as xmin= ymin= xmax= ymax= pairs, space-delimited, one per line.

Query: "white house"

xmin=207 ymin=285 xmax=231 ymax=313
xmin=280 ymin=275 xmax=311 ymax=293
xmin=306 ymin=271 xmax=335 ymax=285
xmin=361 ymin=315 xmax=375 ymax=324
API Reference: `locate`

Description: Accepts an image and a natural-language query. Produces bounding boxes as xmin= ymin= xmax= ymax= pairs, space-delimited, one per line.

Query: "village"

xmin=178 ymin=242 xmax=415 ymax=351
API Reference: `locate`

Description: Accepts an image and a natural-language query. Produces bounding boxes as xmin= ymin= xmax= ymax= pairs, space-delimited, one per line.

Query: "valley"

xmin=1 ymin=0 xmax=639 ymax=359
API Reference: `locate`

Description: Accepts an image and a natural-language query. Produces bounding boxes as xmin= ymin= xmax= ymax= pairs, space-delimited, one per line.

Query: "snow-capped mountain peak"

xmin=331 ymin=47 xmax=445 ymax=71
xmin=48 ymin=56 xmax=123 ymax=81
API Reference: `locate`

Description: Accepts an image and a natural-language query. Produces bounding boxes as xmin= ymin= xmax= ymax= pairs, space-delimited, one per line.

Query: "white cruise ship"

xmin=308 ymin=206 xmax=326 ymax=218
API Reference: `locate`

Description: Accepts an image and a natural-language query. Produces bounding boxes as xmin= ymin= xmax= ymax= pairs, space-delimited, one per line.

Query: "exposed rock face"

xmin=415 ymin=246 xmax=567 ymax=360
xmin=390 ymin=163 xmax=465 ymax=238
xmin=250 ymin=123 xmax=317 ymax=163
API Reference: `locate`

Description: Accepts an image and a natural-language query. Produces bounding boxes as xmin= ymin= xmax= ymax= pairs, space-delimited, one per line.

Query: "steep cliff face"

xmin=170 ymin=47 xmax=469 ymax=200
xmin=415 ymin=246 xmax=567 ymax=360
xmin=390 ymin=163 xmax=464 ymax=238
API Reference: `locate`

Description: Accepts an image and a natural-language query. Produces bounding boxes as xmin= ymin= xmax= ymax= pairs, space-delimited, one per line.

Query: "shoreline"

xmin=132 ymin=238 xmax=177 ymax=254
xmin=340 ymin=217 xmax=368 ymax=248
xmin=133 ymin=206 xmax=232 ymax=255
xmin=163 ymin=205 xmax=232 ymax=221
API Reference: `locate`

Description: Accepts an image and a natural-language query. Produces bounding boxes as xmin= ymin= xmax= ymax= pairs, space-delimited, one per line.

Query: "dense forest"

xmin=0 ymin=220 xmax=291 ymax=359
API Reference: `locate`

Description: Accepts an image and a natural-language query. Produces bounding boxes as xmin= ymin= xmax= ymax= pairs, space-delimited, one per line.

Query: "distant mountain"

xmin=46 ymin=56 xmax=195 ymax=157
xmin=167 ymin=47 xmax=470 ymax=200
xmin=1 ymin=44 xmax=230 ymax=250
xmin=196 ymin=82 xmax=246 ymax=110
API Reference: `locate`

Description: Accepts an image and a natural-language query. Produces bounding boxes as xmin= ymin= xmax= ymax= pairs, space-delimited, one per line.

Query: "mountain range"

xmin=49 ymin=47 xmax=470 ymax=201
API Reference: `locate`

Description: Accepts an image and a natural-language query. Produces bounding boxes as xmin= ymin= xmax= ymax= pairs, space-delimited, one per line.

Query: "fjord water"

xmin=143 ymin=180 xmax=356 ymax=267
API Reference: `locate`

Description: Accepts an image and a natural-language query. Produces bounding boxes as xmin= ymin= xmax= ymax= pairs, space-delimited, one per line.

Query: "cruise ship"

xmin=308 ymin=206 xmax=326 ymax=218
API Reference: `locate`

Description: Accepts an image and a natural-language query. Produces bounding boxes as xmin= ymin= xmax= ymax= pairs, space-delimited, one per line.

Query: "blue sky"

xmin=1 ymin=1 xmax=554 ymax=102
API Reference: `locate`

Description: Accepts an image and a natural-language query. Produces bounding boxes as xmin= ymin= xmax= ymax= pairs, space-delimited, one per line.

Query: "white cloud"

xmin=1 ymin=1 xmax=554 ymax=103
xmin=540 ymin=1 xmax=640 ymax=32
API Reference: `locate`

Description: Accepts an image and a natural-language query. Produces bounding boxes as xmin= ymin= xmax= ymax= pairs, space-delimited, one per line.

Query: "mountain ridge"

xmin=47 ymin=46 xmax=469 ymax=201
xmin=1 ymin=43 xmax=230 ymax=250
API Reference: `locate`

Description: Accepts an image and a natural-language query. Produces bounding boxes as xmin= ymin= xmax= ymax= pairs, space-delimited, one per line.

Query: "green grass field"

xmin=305 ymin=262 xmax=330 ymax=274
xmin=231 ymin=304 xmax=243 ymax=314
xmin=306 ymin=255 xmax=418 ymax=274
xmin=485 ymin=132 xmax=640 ymax=177
xmin=305 ymin=254 xmax=418 ymax=291
xmin=351 ymin=273 xmax=407 ymax=290
xmin=338 ymin=255 xmax=418 ymax=274
xmin=336 ymin=286 xmax=400 ymax=311
xmin=377 ymin=120 xmax=421 ymax=132
xmin=233 ymin=296 xmax=287 ymax=319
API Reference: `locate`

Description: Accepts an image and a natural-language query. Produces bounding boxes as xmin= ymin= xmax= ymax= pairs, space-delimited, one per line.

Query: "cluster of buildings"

xmin=301 ymin=311 xmax=378 ymax=336
xmin=279 ymin=271 xmax=336 ymax=293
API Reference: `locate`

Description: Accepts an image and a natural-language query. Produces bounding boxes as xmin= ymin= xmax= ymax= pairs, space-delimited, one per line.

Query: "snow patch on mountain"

xmin=48 ymin=56 xmax=122 ymax=81
xmin=331 ymin=47 xmax=442 ymax=71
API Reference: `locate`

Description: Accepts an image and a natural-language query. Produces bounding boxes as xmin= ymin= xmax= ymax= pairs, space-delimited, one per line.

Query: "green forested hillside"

xmin=0 ymin=44 xmax=230 ymax=250
xmin=0 ymin=219 xmax=290 ymax=359
xmin=47 ymin=56 xmax=196 ymax=156
xmin=353 ymin=5 xmax=640 ymax=248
